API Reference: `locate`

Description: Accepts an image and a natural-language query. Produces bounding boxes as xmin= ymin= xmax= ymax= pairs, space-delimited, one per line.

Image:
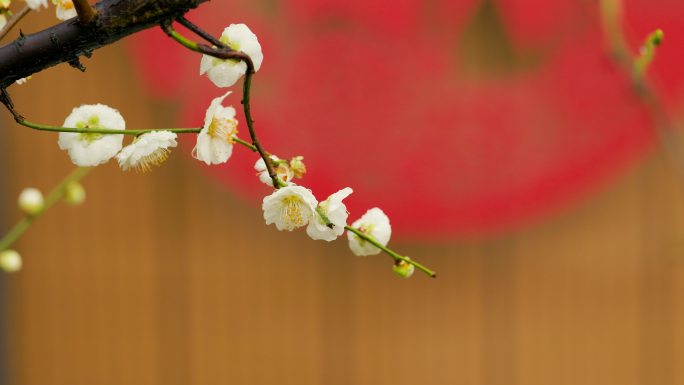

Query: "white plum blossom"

xmin=24 ymin=0 xmax=47 ymax=10
xmin=347 ymin=208 xmax=392 ymax=256
xmin=0 ymin=0 xmax=11 ymax=9
xmin=18 ymin=187 xmax=44 ymax=215
xmin=15 ymin=76 xmax=31 ymax=85
xmin=306 ymin=187 xmax=353 ymax=241
xmin=255 ymin=155 xmax=293 ymax=187
xmin=53 ymin=0 xmax=76 ymax=20
xmin=200 ymin=23 xmax=263 ymax=88
xmin=116 ymin=131 xmax=177 ymax=172
xmin=58 ymin=104 xmax=125 ymax=167
xmin=0 ymin=250 xmax=22 ymax=273
xmin=262 ymin=185 xmax=317 ymax=231
xmin=193 ymin=91 xmax=238 ymax=165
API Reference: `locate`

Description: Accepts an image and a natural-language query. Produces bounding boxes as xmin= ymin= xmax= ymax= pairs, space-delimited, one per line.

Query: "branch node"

xmin=0 ymin=88 xmax=24 ymax=122
xmin=68 ymin=57 xmax=86 ymax=72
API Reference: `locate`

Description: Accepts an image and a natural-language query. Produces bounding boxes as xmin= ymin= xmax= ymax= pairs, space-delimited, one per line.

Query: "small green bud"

xmin=63 ymin=181 xmax=86 ymax=206
xmin=18 ymin=187 xmax=44 ymax=215
xmin=0 ymin=250 xmax=22 ymax=273
xmin=393 ymin=259 xmax=415 ymax=278
xmin=650 ymin=29 xmax=664 ymax=46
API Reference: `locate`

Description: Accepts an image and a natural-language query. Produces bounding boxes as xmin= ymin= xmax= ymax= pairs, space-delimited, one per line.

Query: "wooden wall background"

xmin=0 ymin=10 xmax=683 ymax=385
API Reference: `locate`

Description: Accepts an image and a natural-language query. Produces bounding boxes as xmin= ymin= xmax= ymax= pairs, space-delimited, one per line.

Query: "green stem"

xmin=19 ymin=119 xmax=201 ymax=135
xmin=634 ymin=29 xmax=664 ymax=79
xmin=345 ymin=225 xmax=437 ymax=278
xmin=166 ymin=28 xmax=200 ymax=52
xmin=19 ymin=118 xmax=262 ymax=153
xmin=234 ymin=137 xmax=257 ymax=152
xmin=0 ymin=167 xmax=92 ymax=252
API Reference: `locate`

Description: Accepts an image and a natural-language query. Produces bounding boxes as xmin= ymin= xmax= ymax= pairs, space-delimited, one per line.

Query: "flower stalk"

xmin=0 ymin=167 xmax=91 ymax=253
xmin=345 ymin=226 xmax=436 ymax=278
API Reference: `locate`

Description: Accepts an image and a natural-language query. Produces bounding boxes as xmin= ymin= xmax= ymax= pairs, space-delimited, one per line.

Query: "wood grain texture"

xmin=0 ymin=11 xmax=683 ymax=385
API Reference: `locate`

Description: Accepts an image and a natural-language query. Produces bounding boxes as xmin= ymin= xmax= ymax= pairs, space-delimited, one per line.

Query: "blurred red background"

xmin=130 ymin=0 xmax=684 ymax=238
xmin=1 ymin=1 xmax=684 ymax=385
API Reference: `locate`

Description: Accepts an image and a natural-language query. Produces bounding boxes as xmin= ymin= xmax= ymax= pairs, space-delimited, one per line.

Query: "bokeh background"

xmin=1 ymin=0 xmax=684 ymax=384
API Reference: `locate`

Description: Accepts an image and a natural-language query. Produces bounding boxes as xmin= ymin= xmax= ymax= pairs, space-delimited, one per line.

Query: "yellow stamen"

xmin=207 ymin=117 xmax=238 ymax=143
xmin=281 ymin=196 xmax=306 ymax=227
xmin=134 ymin=147 xmax=171 ymax=173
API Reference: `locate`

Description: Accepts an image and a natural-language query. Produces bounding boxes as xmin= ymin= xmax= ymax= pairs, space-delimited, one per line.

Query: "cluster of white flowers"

xmin=260 ymin=184 xmax=398 ymax=269
xmin=9 ymin=22 xmax=420 ymax=277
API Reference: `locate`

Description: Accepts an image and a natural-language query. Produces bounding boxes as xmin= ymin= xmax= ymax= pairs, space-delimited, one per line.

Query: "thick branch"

xmin=0 ymin=0 xmax=207 ymax=88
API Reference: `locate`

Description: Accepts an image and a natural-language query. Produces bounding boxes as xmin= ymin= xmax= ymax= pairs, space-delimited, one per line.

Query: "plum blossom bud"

xmin=63 ymin=181 xmax=85 ymax=205
xmin=18 ymin=187 xmax=44 ymax=215
xmin=0 ymin=250 xmax=22 ymax=273
xmin=255 ymin=155 xmax=294 ymax=187
xmin=24 ymin=0 xmax=47 ymax=10
xmin=289 ymin=156 xmax=307 ymax=179
xmin=52 ymin=0 xmax=76 ymax=20
xmin=392 ymin=259 xmax=415 ymax=278
xmin=15 ymin=76 xmax=31 ymax=85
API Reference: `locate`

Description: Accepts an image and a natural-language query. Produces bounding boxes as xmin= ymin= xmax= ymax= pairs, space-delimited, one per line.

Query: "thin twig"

xmin=0 ymin=5 xmax=30 ymax=42
xmin=0 ymin=167 xmax=92 ymax=252
xmin=161 ymin=22 xmax=283 ymax=188
xmin=599 ymin=1 xmax=684 ymax=187
xmin=176 ymin=16 xmax=222 ymax=47
xmin=345 ymin=226 xmax=437 ymax=278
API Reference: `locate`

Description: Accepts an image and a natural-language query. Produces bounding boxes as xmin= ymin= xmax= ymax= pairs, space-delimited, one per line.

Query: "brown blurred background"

xmin=1 ymin=6 xmax=684 ymax=385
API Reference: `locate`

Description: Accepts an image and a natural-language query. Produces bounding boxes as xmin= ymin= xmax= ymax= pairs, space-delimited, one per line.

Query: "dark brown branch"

xmin=72 ymin=0 xmax=97 ymax=24
xmin=161 ymin=21 xmax=283 ymax=187
xmin=176 ymin=16 xmax=222 ymax=47
xmin=0 ymin=0 xmax=208 ymax=88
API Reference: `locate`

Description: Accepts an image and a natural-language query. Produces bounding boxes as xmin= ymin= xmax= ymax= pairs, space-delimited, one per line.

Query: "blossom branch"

xmin=0 ymin=167 xmax=91 ymax=253
xmin=345 ymin=226 xmax=437 ymax=278
xmin=0 ymin=5 xmax=30 ymax=42
xmin=161 ymin=22 xmax=284 ymax=188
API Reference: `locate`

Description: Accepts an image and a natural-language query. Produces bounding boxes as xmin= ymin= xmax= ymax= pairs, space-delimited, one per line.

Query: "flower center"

xmin=207 ymin=116 xmax=238 ymax=142
xmin=76 ymin=115 xmax=103 ymax=143
xmin=281 ymin=196 xmax=306 ymax=227
xmin=53 ymin=0 xmax=74 ymax=9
